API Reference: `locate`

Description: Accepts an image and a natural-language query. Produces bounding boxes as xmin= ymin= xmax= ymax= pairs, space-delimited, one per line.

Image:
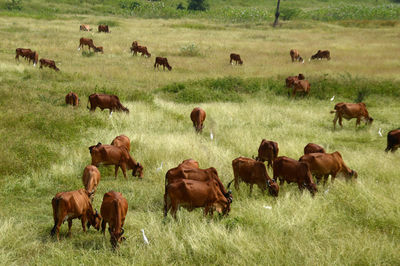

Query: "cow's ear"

xmin=96 ymin=142 xmax=102 ymax=147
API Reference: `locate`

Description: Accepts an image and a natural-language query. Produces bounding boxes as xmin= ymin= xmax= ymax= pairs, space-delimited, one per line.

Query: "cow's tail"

xmin=51 ymin=197 xmax=61 ymax=236
xmin=330 ymin=110 xmax=336 ymax=114
xmin=163 ymin=183 xmax=169 ymax=217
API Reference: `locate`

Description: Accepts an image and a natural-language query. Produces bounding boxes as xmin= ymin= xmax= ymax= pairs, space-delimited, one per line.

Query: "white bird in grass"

xmin=324 ymin=189 xmax=330 ymax=195
xmin=378 ymin=128 xmax=383 ymax=137
xmin=109 ymin=111 xmax=113 ymax=118
xmin=210 ymin=131 xmax=214 ymax=140
xmin=263 ymin=205 xmax=272 ymax=210
xmin=330 ymin=95 xmax=335 ymax=101
xmin=141 ymin=229 xmax=149 ymax=245
xmin=156 ymin=162 xmax=163 ymax=172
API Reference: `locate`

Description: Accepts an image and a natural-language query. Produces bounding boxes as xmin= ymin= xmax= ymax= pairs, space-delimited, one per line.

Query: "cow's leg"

xmin=315 ymin=175 xmax=322 ymax=184
xmin=101 ymin=219 xmax=106 ymax=235
xmin=230 ymin=58 xmax=233 ymax=64
xmin=333 ymin=114 xmax=338 ymax=130
xmin=114 ymin=165 xmax=119 ymax=179
xmin=170 ymin=202 xmax=178 ymax=220
xmin=204 ymin=206 xmax=210 ymax=217
xmin=279 ymin=178 xmax=284 ymax=186
xmin=249 ymin=184 xmax=253 ymax=195
xmin=67 ymin=219 xmax=73 ymax=237
xmin=356 ymin=117 xmax=361 ymax=127
xmin=121 ymin=164 xmax=127 ymax=179
xmin=81 ymin=216 xmax=87 ymax=232
xmin=297 ymin=182 xmax=305 ymax=192
xmin=331 ymin=173 xmax=337 ymax=183
xmin=323 ymin=174 xmax=329 ymax=186
xmin=338 ymin=114 xmax=343 ymax=128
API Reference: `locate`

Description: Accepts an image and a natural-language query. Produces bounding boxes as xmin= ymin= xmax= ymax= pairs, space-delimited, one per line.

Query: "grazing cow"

xmin=273 ymin=156 xmax=317 ymax=196
xmin=154 ymin=57 xmax=172 ymax=71
xmin=100 ymin=191 xmax=128 ymax=249
xmin=304 ymin=143 xmax=326 ymax=154
xmin=299 ymin=151 xmax=357 ymax=185
xmin=285 ymin=73 xmax=305 ymax=88
xmin=82 ymin=165 xmax=101 ymax=200
xmin=290 ymin=49 xmax=304 ymax=63
xmin=190 ymin=107 xmax=206 ymax=133
xmin=164 ymin=179 xmax=231 ymax=218
xmin=80 ymin=24 xmax=92 ymax=31
xmin=89 ymin=143 xmax=143 ymax=179
xmin=310 ymin=50 xmax=331 ymax=61
xmin=111 ymin=135 xmax=130 ymax=152
xmin=385 ymin=129 xmax=400 ymax=153
xmin=291 ymin=79 xmax=310 ymax=97
xmin=65 ymin=92 xmax=79 ymax=106
xmin=255 ymin=139 xmax=279 ymax=169
xmin=15 ymin=48 xmax=32 ymax=61
xmin=78 ymin=38 xmax=97 ymax=51
xmin=232 ymin=157 xmax=279 ymax=197
xmin=131 ymin=45 xmax=151 ymax=57
xmin=50 ymin=189 xmax=101 ymax=240
xmin=26 ymin=51 xmax=39 ymax=66
xmin=98 ymin=25 xmax=110 ymax=33
xmin=39 ymin=58 xmax=59 ymax=71
xmin=87 ymin=93 xmax=129 ymax=114
xmin=330 ymin=102 xmax=373 ymax=129
xmin=230 ymin=53 xmax=243 ymax=65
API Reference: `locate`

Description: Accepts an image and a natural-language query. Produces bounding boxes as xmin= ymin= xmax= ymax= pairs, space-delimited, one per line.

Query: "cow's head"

xmin=306 ymin=182 xmax=318 ymax=197
xmin=238 ymin=59 xmax=243 ymax=65
xmin=298 ymin=56 xmax=304 ymax=63
xmin=347 ymin=170 xmax=358 ymax=181
xmin=89 ymin=142 xmax=102 ymax=154
xmin=132 ymin=162 xmax=144 ymax=178
xmin=366 ymin=117 xmax=373 ymax=125
xmin=95 ymin=46 xmax=103 ymax=53
xmin=298 ymin=73 xmax=305 ymax=80
xmin=110 ymin=227 xmax=125 ymax=249
xmin=167 ymin=65 xmax=172 ymax=71
xmin=267 ymin=179 xmax=279 ymax=197
xmin=86 ymin=209 xmax=101 ymax=231
xmin=310 ymin=51 xmax=321 ymax=60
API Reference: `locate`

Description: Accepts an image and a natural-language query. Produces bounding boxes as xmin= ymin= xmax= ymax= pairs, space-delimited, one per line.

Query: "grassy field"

xmin=1 ymin=7 xmax=400 ymax=265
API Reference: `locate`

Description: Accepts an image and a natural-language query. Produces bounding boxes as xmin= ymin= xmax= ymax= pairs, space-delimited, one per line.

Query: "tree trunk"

xmin=273 ymin=0 xmax=281 ymax=27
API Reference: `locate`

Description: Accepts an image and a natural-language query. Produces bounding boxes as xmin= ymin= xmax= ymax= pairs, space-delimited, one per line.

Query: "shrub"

xmin=280 ymin=7 xmax=301 ymax=21
xmin=119 ymin=0 xmax=141 ymax=11
xmin=177 ymin=3 xmax=185 ymax=10
xmin=5 ymin=0 xmax=22 ymax=10
xmin=179 ymin=43 xmax=201 ymax=57
xmin=187 ymin=0 xmax=209 ymax=11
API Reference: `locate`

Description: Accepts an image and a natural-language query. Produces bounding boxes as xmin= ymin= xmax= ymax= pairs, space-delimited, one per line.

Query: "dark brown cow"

xmin=82 ymin=165 xmax=101 ymax=200
xmin=273 ymin=156 xmax=317 ymax=196
xmin=330 ymin=102 xmax=373 ymax=129
xmin=89 ymin=143 xmax=143 ymax=179
xmin=255 ymin=139 xmax=279 ymax=169
xmin=230 ymin=53 xmax=243 ymax=65
xmin=164 ymin=178 xmax=231 ymax=218
xmin=111 ymin=135 xmax=130 ymax=152
xmin=78 ymin=37 xmax=97 ymax=51
xmin=290 ymin=49 xmax=304 ymax=63
xmin=299 ymin=151 xmax=357 ymax=185
xmin=15 ymin=48 xmax=32 ymax=61
xmin=292 ymin=79 xmax=310 ymax=97
xmin=98 ymin=25 xmax=110 ymax=33
xmin=100 ymin=191 xmax=128 ymax=249
xmin=154 ymin=57 xmax=172 ymax=71
xmin=39 ymin=58 xmax=60 ymax=71
xmin=50 ymin=189 xmax=101 ymax=240
xmin=304 ymin=143 xmax=326 ymax=154
xmin=285 ymin=73 xmax=305 ymax=88
xmin=232 ymin=157 xmax=279 ymax=197
xmin=131 ymin=44 xmax=151 ymax=57
xmin=80 ymin=24 xmax=91 ymax=31
xmin=27 ymin=51 xmax=39 ymax=66
xmin=190 ymin=107 xmax=206 ymax=133
xmin=65 ymin=92 xmax=79 ymax=106
xmin=310 ymin=50 xmax=331 ymax=61
xmin=385 ymin=129 xmax=400 ymax=153
xmin=87 ymin=93 xmax=129 ymax=114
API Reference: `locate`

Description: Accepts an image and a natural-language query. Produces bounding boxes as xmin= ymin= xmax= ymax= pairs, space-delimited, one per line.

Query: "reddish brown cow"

xmin=299 ymin=151 xmax=357 ymax=185
xmin=285 ymin=73 xmax=305 ymax=88
xmin=290 ymin=49 xmax=304 ymax=63
xmin=50 ymin=189 xmax=101 ymax=240
xmin=230 ymin=53 xmax=243 ymax=65
xmin=304 ymin=143 xmax=326 ymax=154
xmin=65 ymin=92 xmax=79 ymax=106
xmin=100 ymin=191 xmax=128 ymax=249
xmin=111 ymin=135 xmax=130 ymax=152
xmin=154 ymin=57 xmax=172 ymax=71
xmin=190 ymin=107 xmax=206 ymax=133
xmin=98 ymin=25 xmax=110 ymax=33
xmin=87 ymin=93 xmax=129 ymax=114
xmin=255 ymin=139 xmax=279 ymax=169
xmin=310 ymin=50 xmax=331 ymax=61
xmin=273 ymin=156 xmax=317 ymax=196
xmin=385 ymin=129 xmax=400 ymax=153
xmin=292 ymin=79 xmax=310 ymax=97
xmin=39 ymin=58 xmax=60 ymax=71
xmin=25 ymin=51 xmax=39 ymax=66
xmin=331 ymin=102 xmax=373 ymax=129
xmin=232 ymin=157 xmax=279 ymax=197
xmin=78 ymin=38 xmax=97 ymax=51
xmin=89 ymin=143 xmax=143 ymax=179
xmin=82 ymin=165 xmax=101 ymax=200
xmin=131 ymin=45 xmax=151 ymax=57
xmin=80 ymin=24 xmax=92 ymax=31
xmin=15 ymin=48 xmax=32 ymax=61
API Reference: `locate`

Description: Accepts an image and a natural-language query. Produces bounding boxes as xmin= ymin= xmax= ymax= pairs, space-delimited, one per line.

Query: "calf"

xmin=98 ymin=24 xmax=110 ymax=33
xmin=111 ymin=135 xmax=130 ymax=152
xmin=385 ymin=129 xmax=400 ymax=153
xmin=255 ymin=139 xmax=279 ymax=169
xmin=15 ymin=48 xmax=32 ymax=61
xmin=285 ymin=73 xmax=305 ymax=88
xmin=80 ymin=24 xmax=92 ymax=31
xmin=331 ymin=102 xmax=373 ymax=129
xmin=310 ymin=50 xmax=331 ymax=61
xmin=78 ymin=37 xmax=97 ymax=51
xmin=131 ymin=45 xmax=151 ymax=57
xmin=190 ymin=107 xmax=206 ymax=133
xmin=39 ymin=58 xmax=59 ymax=71
xmin=292 ymin=79 xmax=310 ymax=97
xmin=65 ymin=92 xmax=79 ymax=106
xmin=27 ymin=51 xmax=39 ymax=66
xmin=87 ymin=93 xmax=129 ymax=114
xmin=290 ymin=49 xmax=304 ymax=63
xmin=82 ymin=165 xmax=101 ymax=200
xmin=50 ymin=189 xmax=101 ymax=240
xmin=154 ymin=57 xmax=172 ymax=71
xmin=230 ymin=53 xmax=243 ymax=65
xmin=304 ymin=143 xmax=326 ymax=154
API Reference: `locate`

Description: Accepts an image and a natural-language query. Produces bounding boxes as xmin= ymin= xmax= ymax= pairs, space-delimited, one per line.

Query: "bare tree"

xmin=273 ymin=0 xmax=281 ymax=27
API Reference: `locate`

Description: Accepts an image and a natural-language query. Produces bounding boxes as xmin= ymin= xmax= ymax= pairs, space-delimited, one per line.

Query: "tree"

xmin=187 ymin=0 xmax=209 ymax=11
xmin=273 ymin=0 xmax=281 ymax=27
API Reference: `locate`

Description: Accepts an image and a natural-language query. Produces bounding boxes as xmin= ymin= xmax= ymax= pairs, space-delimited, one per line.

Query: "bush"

xmin=5 ymin=0 xmax=22 ymax=10
xmin=179 ymin=43 xmax=201 ymax=57
xmin=280 ymin=7 xmax=301 ymax=21
xmin=177 ymin=3 xmax=185 ymax=10
xmin=187 ymin=0 xmax=209 ymax=11
xmin=119 ymin=0 xmax=141 ymax=11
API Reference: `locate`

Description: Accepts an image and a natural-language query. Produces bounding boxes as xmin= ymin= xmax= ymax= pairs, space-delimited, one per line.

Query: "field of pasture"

xmin=1 ymin=10 xmax=400 ymax=265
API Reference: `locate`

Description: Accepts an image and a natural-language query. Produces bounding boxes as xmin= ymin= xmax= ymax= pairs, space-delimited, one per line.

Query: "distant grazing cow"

xmin=230 ymin=53 xmax=243 ymax=65
xmin=232 ymin=157 xmax=279 ymax=197
xmin=15 ymin=48 xmax=32 ymax=61
xmin=65 ymin=92 xmax=79 ymax=106
xmin=385 ymin=129 xmax=400 ymax=153
xmin=273 ymin=156 xmax=317 ymax=196
xmin=89 ymin=143 xmax=143 ymax=179
xmin=154 ymin=57 xmax=172 ymax=71
xmin=255 ymin=139 xmax=279 ymax=169
xmin=39 ymin=58 xmax=59 ymax=71
xmin=299 ymin=151 xmax=357 ymax=185
xmin=100 ymin=191 xmax=128 ymax=249
xmin=50 ymin=189 xmax=101 ymax=240
xmin=111 ymin=135 xmax=130 ymax=152
xmin=304 ymin=143 xmax=326 ymax=154
xmin=310 ymin=50 xmax=331 ymax=61
xmin=330 ymin=102 xmax=373 ymax=129
xmin=131 ymin=44 xmax=151 ymax=57
xmin=87 ymin=93 xmax=129 ymax=114
xmin=78 ymin=38 xmax=97 ymax=51
xmin=292 ymin=79 xmax=310 ymax=97
xmin=98 ymin=25 xmax=110 ymax=33
xmin=190 ymin=107 xmax=206 ymax=133
xmin=290 ymin=49 xmax=304 ymax=63
xmin=285 ymin=73 xmax=305 ymax=88
xmin=80 ymin=24 xmax=92 ymax=31
xmin=82 ymin=165 xmax=101 ymax=201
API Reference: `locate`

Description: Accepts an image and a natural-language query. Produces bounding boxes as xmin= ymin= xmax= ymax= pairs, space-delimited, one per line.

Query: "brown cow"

xmin=98 ymin=25 xmax=110 ymax=33
xmin=15 ymin=48 xmax=32 ymax=61
xmin=80 ymin=24 xmax=92 ymax=31
xmin=273 ymin=156 xmax=317 ymax=196
xmin=190 ymin=107 xmax=206 ymax=133
xmin=299 ymin=151 xmax=357 ymax=185
xmin=255 ymin=139 xmax=279 ymax=169
xmin=232 ymin=157 xmax=279 ymax=197
xmin=100 ymin=191 xmax=128 ymax=249
xmin=87 ymin=93 xmax=129 ymax=114
xmin=230 ymin=53 xmax=243 ymax=65
xmin=292 ymin=79 xmax=310 ymax=97
xmin=39 ymin=58 xmax=60 ymax=71
xmin=330 ymin=102 xmax=373 ymax=129
xmin=82 ymin=165 xmax=101 ymax=200
xmin=111 ymin=135 xmax=130 ymax=152
xmin=304 ymin=143 xmax=326 ymax=154
xmin=164 ymin=178 xmax=231 ymax=218
xmin=154 ymin=57 xmax=172 ymax=71
xmin=131 ymin=44 xmax=151 ymax=57
xmin=78 ymin=37 xmax=97 ymax=51
xmin=310 ymin=50 xmax=331 ymax=61
xmin=285 ymin=73 xmax=305 ymax=88
xmin=290 ymin=49 xmax=304 ymax=63
xmin=50 ymin=189 xmax=101 ymax=240
xmin=65 ymin=92 xmax=79 ymax=106
xmin=385 ymin=129 xmax=400 ymax=153
xmin=89 ymin=143 xmax=143 ymax=179
xmin=27 ymin=51 xmax=39 ymax=66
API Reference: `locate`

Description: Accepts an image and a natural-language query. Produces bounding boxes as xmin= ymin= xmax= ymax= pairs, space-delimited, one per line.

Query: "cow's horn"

xmin=96 ymin=142 xmax=102 ymax=147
